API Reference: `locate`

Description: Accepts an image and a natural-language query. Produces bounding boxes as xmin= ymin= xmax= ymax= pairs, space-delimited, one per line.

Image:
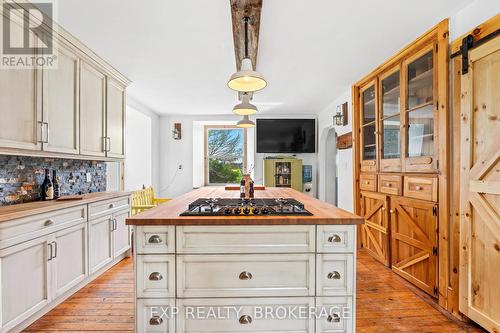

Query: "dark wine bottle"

xmin=240 ymin=178 xmax=245 ymax=199
xmin=41 ymin=169 xmax=54 ymax=201
xmin=52 ymin=170 xmax=60 ymax=199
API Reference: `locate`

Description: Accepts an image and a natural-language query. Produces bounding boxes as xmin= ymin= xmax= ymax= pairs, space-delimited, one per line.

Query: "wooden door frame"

xmin=204 ymin=125 xmax=248 ymax=186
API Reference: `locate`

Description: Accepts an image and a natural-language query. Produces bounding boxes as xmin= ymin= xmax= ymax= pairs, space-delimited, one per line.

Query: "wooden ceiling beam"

xmin=230 ymin=0 xmax=262 ymax=71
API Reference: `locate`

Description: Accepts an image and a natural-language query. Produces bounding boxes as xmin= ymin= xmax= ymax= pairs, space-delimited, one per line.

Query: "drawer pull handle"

xmin=327 ymin=271 xmax=341 ymax=279
xmin=364 ymin=180 xmax=370 ymax=184
xmin=149 ymin=272 xmax=163 ymax=281
xmin=415 ymin=185 xmax=423 ymax=191
xmin=385 ymin=183 xmax=391 ymax=187
xmin=328 ymin=234 xmax=341 ymax=243
xmin=239 ymin=315 xmax=252 ymax=324
xmin=44 ymin=219 xmax=55 ymax=226
xmin=109 ymin=203 xmax=115 ymax=208
xmin=149 ymin=316 xmax=163 ymax=325
xmin=148 ymin=235 xmax=162 ymax=244
xmin=239 ymin=271 xmax=253 ymax=280
xmin=327 ymin=314 xmax=341 ymax=323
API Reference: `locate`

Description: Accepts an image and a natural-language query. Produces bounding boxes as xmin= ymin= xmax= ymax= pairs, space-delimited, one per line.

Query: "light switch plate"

xmin=86 ymin=172 xmax=92 ymax=182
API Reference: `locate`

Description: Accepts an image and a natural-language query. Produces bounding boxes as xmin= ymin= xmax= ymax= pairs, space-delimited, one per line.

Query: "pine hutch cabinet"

xmin=352 ymin=20 xmax=449 ymax=303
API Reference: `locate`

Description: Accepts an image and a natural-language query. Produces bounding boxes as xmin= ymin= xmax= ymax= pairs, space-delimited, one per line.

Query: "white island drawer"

xmin=176 ymin=225 xmax=315 ymax=253
xmin=316 ymin=297 xmax=354 ymax=333
xmin=316 ymin=254 xmax=354 ymax=296
xmin=136 ymin=255 xmax=175 ymax=298
xmin=177 ymin=254 xmax=315 ymax=298
xmin=135 ymin=226 xmax=175 ymax=254
xmin=176 ymin=297 xmax=315 ymax=332
xmin=317 ymin=225 xmax=355 ymax=253
xmin=136 ymin=299 xmax=175 ymax=333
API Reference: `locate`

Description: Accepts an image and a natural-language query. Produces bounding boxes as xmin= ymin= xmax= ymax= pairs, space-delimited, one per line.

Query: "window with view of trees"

xmin=205 ymin=126 xmax=247 ymax=185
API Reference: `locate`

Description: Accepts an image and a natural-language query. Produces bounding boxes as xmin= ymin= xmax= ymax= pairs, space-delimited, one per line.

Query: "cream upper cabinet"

xmin=0 ymin=18 xmax=42 ymax=151
xmin=80 ymin=61 xmax=106 ymax=157
xmin=42 ymin=43 xmax=80 ymax=154
xmin=106 ymin=78 xmax=126 ymax=158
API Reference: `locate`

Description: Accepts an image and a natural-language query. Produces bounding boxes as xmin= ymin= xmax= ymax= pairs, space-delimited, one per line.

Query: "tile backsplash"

xmin=0 ymin=155 xmax=107 ymax=206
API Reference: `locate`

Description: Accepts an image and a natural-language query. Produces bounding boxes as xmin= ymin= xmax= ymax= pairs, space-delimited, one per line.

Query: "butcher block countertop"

xmin=0 ymin=191 xmax=131 ymax=222
xmin=126 ymin=187 xmax=363 ymax=226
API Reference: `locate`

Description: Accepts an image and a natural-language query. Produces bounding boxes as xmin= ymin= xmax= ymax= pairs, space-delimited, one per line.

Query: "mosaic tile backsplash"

xmin=0 ymin=155 xmax=107 ymax=206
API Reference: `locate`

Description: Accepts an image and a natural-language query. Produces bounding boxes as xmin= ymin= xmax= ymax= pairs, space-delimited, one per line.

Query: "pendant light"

xmin=236 ymin=115 xmax=255 ymax=128
xmin=227 ymin=17 xmax=267 ymax=92
xmin=233 ymin=93 xmax=258 ymax=115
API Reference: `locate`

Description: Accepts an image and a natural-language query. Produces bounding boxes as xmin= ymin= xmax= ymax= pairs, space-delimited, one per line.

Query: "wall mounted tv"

xmin=256 ymin=119 xmax=316 ymax=153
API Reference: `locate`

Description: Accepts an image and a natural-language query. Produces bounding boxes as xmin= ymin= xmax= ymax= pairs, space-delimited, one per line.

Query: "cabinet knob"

xmin=148 ymin=235 xmax=162 ymax=244
xmin=381 ymin=207 xmax=386 ymax=211
xmin=389 ymin=209 xmax=394 ymax=214
xmin=149 ymin=272 xmax=163 ymax=281
xmin=239 ymin=271 xmax=253 ymax=280
xmin=109 ymin=203 xmax=115 ymax=209
xmin=365 ymin=181 xmax=370 ymax=184
xmin=328 ymin=234 xmax=342 ymax=243
xmin=239 ymin=315 xmax=252 ymax=324
xmin=415 ymin=185 xmax=422 ymax=191
xmin=44 ymin=219 xmax=55 ymax=227
xmin=327 ymin=314 xmax=341 ymax=323
xmin=149 ymin=316 xmax=163 ymax=325
xmin=385 ymin=183 xmax=391 ymax=187
xmin=327 ymin=271 xmax=341 ymax=280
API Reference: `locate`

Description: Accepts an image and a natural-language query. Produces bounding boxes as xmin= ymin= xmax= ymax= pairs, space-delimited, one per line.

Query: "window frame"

xmin=204 ymin=125 xmax=248 ymax=186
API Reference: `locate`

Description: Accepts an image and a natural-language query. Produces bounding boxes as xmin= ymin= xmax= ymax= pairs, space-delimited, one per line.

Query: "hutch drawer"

xmin=403 ymin=176 xmax=438 ymax=202
xmin=378 ymin=175 xmax=403 ymax=196
xmin=359 ymin=173 xmax=377 ymax=192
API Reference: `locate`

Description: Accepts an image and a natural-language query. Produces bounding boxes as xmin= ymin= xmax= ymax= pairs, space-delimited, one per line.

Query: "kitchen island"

xmin=127 ymin=187 xmax=363 ymax=333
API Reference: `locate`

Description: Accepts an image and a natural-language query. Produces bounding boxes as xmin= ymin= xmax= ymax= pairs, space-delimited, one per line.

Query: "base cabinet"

xmin=0 ymin=236 xmax=51 ymax=332
xmin=134 ymin=225 xmax=357 ymax=333
xmin=360 ymin=191 xmax=390 ymax=266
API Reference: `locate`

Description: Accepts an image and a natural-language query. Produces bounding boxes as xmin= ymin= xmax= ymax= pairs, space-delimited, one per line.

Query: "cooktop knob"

xmin=243 ymin=207 xmax=251 ymax=215
xmin=261 ymin=207 xmax=269 ymax=214
xmin=224 ymin=208 xmax=233 ymax=215
xmin=233 ymin=207 xmax=241 ymax=214
xmin=252 ymin=207 xmax=260 ymax=214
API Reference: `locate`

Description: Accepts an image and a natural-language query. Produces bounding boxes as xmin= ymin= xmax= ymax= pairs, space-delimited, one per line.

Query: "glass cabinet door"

xmin=380 ymin=69 xmax=401 ymax=171
xmin=405 ymin=46 xmax=435 ymax=171
xmin=361 ymin=85 xmax=377 ymax=166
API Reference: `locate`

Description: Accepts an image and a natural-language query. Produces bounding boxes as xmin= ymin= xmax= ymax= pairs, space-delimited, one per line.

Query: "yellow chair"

xmin=131 ymin=187 xmax=170 ymax=215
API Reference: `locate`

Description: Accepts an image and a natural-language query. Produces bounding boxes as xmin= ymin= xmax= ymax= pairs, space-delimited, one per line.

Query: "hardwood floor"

xmin=23 ymin=250 xmax=485 ymax=332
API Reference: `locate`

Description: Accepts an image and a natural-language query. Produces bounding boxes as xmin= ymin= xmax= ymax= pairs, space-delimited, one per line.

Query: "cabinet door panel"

xmin=112 ymin=210 xmax=130 ymax=258
xmin=361 ymin=191 xmax=390 ymax=266
xmin=89 ymin=215 xmax=113 ymax=273
xmin=43 ymin=43 xmax=79 ymax=154
xmin=390 ymin=197 xmax=437 ymax=296
xmin=106 ymin=78 xmax=126 ymax=158
xmin=53 ymin=222 xmax=87 ymax=297
xmin=360 ymin=82 xmax=378 ymax=172
xmin=0 ymin=236 xmax=51 ymax=331
xmin=80 ymin=61 xmax=106 ymax=157
xmin=0 ymin=17 xmax=42 ymax=151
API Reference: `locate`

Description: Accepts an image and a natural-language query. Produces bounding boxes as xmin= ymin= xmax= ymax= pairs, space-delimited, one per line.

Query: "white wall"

xmin=159 ymin=114 xmax=318 ymax=198
xmin=317 ymin=90 xmax=353 ymax=212
xmin=449 ymin=0 xmax=500 ymax=40
xmin=125 ymin=98 xmax=161 ymax=191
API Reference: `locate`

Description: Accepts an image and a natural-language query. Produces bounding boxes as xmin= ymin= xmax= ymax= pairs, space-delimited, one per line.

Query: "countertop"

xmin=0 ymin=191 xmax=131 ymax=222
xmin=126 ymin=187 xmax=363 ymax=226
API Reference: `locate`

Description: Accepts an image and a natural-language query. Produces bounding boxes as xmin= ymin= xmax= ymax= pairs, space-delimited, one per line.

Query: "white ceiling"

xmin=55 ymin=0 xmax=472 ymax=116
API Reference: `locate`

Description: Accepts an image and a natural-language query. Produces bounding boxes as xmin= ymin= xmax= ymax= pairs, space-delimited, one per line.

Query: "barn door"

xmin=391 ymin=196 xmax=438 ymax=296
xmin=361 ymin=191 xmax=390 ymax=266
xmin=459 ymin=35 xmax=500 ymax=333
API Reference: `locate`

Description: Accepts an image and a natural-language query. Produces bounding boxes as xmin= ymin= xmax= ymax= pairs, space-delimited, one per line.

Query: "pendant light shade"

xmin=227 ymin=17 xmax=267 ymax=92
xmin=233 ymin=93 xmax=258 ymax=115
xmin=236 ymin=115 xmax=255 ymax=128
xmin=228 ymin=58 xmax=267 ymax=92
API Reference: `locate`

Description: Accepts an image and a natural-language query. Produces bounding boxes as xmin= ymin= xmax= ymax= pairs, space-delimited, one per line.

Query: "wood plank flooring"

xmin=23 ymin=250 xmax=485 ymax=332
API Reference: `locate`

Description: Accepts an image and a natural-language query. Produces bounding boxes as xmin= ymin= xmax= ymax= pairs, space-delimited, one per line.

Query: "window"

xmin=205 ymin=126 xmax=247 ymax=185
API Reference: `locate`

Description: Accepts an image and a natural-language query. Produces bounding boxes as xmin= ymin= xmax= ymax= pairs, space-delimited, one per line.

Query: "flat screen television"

xmin=256 ymin=119 xmax=316 ymax=153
